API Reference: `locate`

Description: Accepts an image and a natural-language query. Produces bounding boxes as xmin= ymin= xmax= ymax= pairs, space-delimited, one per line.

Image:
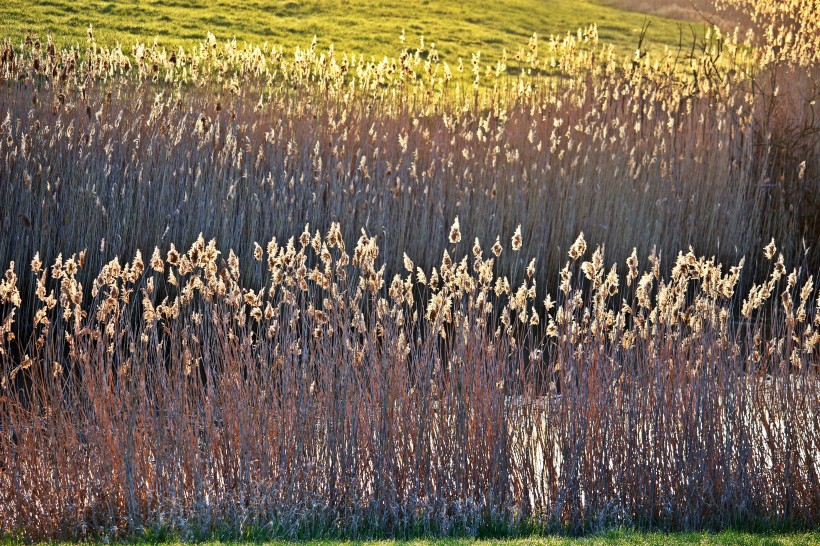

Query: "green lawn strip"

xmin=1 ymin=0 xmax=702 ymax=66
xmin=5 ymin=532 xmax=819 ymax=546
xmin=295 ymin=533 xmax=820 ymax=546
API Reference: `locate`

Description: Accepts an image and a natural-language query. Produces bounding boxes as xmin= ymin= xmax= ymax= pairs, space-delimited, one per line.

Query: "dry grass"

xmin=0 ymin=0 xmax=818 ymax=540
xmin=0 ymin=225 xmax=818 ymax=540
xmin=1 ymin=27 xmax=817 ymax=296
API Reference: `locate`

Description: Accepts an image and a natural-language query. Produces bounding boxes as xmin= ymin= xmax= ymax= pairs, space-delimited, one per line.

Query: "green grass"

xmin=8 ymin=532 xmax=819 ymax=545
xmin=1 ymin=0 xmax=702 ymax=64
xmin=224 ymin=533 xmax=817 ymax=545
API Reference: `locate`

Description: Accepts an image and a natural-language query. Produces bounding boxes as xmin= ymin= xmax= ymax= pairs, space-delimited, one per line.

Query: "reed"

xmin=0 ymin=228 xmax=817 ymax=539
xmin=0 ymin=0 xmax=818 ymax=538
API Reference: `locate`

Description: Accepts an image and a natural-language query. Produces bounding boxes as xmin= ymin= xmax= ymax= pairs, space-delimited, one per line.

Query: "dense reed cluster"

xmin=1 ymin=20 xmax=818 ymax=294
xmin=0 ymin=0 xmax=819 ymax=539
xmin=0 ymin=227 xmax=817 ymax=539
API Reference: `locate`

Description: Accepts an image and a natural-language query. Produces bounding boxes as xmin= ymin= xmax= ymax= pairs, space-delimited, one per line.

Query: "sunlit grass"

xmin=0 ymin=0 xmax=701 ymax=64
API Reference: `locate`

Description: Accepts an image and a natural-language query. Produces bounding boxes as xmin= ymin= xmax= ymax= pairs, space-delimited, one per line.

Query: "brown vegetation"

xmin=0 ymin=0 xmax=818 ymax=539
xmin=0 ymin=228 xmax=817 ymax=539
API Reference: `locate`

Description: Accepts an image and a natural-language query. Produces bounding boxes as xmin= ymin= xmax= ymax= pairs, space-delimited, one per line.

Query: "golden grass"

xmin=0 ymin=226 xmax=818 ymax=539
xmin=0 ymin=0 xmax=818 ymax=539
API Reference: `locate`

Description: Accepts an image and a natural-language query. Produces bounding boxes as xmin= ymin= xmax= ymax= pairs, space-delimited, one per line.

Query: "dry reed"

xmin=0 ymin=0 xmax=818 ymax=539
xmin=0 ymin=228 xmax=817 ymax=539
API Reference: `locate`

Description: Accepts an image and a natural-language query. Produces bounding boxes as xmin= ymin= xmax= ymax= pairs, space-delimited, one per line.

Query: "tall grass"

xmin=1 ymin=24 xmax=817 ymax=295
xmin=0 ymin=0 xmax=818 ymax=539
xmin=0 ymin=228 xmax=817 ymax=539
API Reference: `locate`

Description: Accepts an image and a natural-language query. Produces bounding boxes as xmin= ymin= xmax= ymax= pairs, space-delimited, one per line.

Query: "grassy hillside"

xmin=1 ymin=0 xmax=701 ymax=63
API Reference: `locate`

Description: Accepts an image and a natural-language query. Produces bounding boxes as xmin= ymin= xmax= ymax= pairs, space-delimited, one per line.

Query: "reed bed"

xmin=0 ymin=0 xmax=818 ymax=539
xmin=0 ymin=24 xmax=817 ymax=295
xmin=0 ymin=228 xmax=817 ymax=539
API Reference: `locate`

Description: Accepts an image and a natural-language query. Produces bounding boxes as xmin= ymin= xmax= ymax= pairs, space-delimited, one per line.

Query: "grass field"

xmin=0 ymin=0 xmax=701 ymax=63
xmin=11 ymin=533 xmax=819 ymax=545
